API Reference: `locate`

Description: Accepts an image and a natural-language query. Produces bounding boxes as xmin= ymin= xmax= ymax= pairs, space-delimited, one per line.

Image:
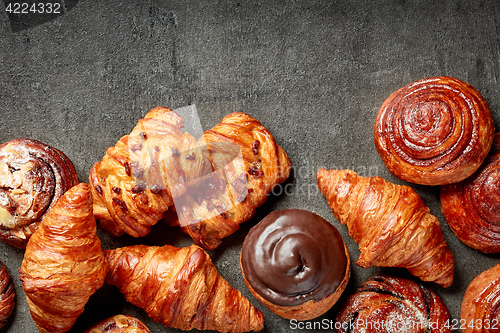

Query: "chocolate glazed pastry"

xmin=0 ymin=260 xmax=15 ymax=329
xmin=240 ymin=209 xmax=350 ymax=320
xmin=441 ymin=133 xmax=500 ymax=253
xmin=461 ymin=263 xmax=500 ymax=333
xmin=374 ymin=76 xmax=494 ymax=185
xmin=0 ymin=138 xmax=79 ymax=248
xmin=335 ymin=275 xmax=450 ymax=333
xmin=84 ymin=314 xmax=151 ymax=333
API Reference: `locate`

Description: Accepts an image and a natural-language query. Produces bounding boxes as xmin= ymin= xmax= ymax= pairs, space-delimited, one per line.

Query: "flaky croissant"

xmin=168 ymin=112 xmax=291 ymax=250
xmin=104 ymin=244 xmax=264 ymax=333
xmin=90 ymin=107 xmax=290 ymax=250
xmin=0 ymin=260 xmax=15 ymax=329
xmin=317 ymin=168 xmax=454 ymax=288
xmin=19 ymin=183 xmax=108 ymax=333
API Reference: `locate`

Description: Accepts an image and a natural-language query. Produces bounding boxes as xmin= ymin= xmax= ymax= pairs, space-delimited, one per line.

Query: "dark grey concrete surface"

xmin=1 ymin=0 xmax=500 ymax=332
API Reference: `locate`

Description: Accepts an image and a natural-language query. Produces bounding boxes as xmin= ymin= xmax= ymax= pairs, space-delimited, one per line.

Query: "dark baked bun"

xmin=336 ymin=275 xmax=450 ymax=333
xmin=84 ymin=314 xmax=152 ymax=333
xmin=441 ymin=133 xmax=500 ymax=253
xmin=240 ymin=209 xmax=350 ymax=320
xmin=374 ymin=76 xmax=494 ymax=185
xmin=0 ymin=138 xmax=78 ymax=248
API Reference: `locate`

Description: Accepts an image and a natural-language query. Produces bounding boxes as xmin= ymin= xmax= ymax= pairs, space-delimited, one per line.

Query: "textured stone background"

xmin=1 ymin=0 xmax=500 ymax=332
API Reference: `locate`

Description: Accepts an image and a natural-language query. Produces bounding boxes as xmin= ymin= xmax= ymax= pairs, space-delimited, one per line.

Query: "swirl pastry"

xmin=461 ymin=263 xmax=500 ymax=333
xmin=240 ymin=209 xmax=350 ymax=320
xmin=374 ymin=76 xmax=494 ymax=185
xmin=85 ymin=315 xmax=151 ymax=333
xmin=19 ymin=183 xmax=108 ymax=333
xmin=441 ymin=133 xmax=500 ymax=253
xmin=335 ymin=275 xmax=450 ymax=333
xmin=90 ymin=107 xmax=290 ymax=250
xmin=105 ymin=244 xmax=264 ymax=333
xmin=0 ymin=138 xmax=79 ymax=248
xmin=0 ymin=260 xmax=15 ymax=329
xmin=317 ymin=168 xmax=454 ymax=287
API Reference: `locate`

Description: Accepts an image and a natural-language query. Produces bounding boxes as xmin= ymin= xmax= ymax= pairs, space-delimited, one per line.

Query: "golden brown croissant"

xmin=19 ymin=183 xmax=108 ymax=333
xmin=168 ymin=112 xmax=291 ymax=250
xmin=0 ymin=260 xmax=15 ymax=329
xmin=461 ymin=263 xmax=500 ymax=333
xmin=317 ymin=168 xmax=454 ymax=287
xmin=84 ymin=314 xmax=151 ymax=333
xmin=0 ymin=138 xmax=79 ymax=248
xmin=104 ymin=244 xmax=264 ymax=333
xmin=374 ymin=76 xmax=494 ymax=185
xmin=440 ymin=133 xmax=500 ymax=253
xmin=335 ymin=275 xmax=451 ymax=333
xmin=90 ymin=107 xmax=290 ymax=250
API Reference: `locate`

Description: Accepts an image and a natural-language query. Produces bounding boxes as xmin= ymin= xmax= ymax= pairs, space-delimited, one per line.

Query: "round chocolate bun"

xmin=240 ymin=209 xmax=350 ymax=320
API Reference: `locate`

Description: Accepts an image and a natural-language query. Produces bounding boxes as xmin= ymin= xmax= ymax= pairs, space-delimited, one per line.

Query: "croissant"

xmin=317 ymin=168 xmax=454 ymax=287
xmin=84 ymin=314 xmax=151 ymax=333
xmin=90 ymin=107 xmax=290 ymax=250
xmin=0 ymin=260 xmax=15 ymax=329
xmin=168 ymin=112 xmax=291 ymax=250
xmin=104 ymin=244 xmax=264 ymax=333
xmin=0 ymin=138 xmax=79 ymax=248
xmin=440 ymin=133 xmax=500 ymax=253
xmin=374 ymin=76 xmax=494 ymax=185
xmin=335 ymin=275 xmax=450 ymax=333
xmin=461 ymin=263 xmax=500 ymax=333
xmin=19 ymin=183 xmax=108 ymax=333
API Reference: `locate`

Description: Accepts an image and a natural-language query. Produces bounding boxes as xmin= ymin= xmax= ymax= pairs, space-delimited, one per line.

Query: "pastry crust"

xmin=336 ymin=275 xmax=451 ymax=333
xmin=0 ymin=260 xmax=15 ymax=329
xmin=317 ymin=168 xmax=454 ymax=287
xmin=90 ymin=107 xmax=290 ymax=250
xmin=441 ymin=133 xmax=500 ymax=253
xmin=104 ymin=244 xmax=264 ymax=333
xmin=19 ymin=183 xmax=108 ymax=333
xmin=84 ymin=314 xmax=151 ymax=333
xmin=374 ymin=76 xmax=494 ymax=185
xmin=461 ymin=263 xmax=500 ymax=333
xmin=0 ymin=138 xmax=79 ymax=248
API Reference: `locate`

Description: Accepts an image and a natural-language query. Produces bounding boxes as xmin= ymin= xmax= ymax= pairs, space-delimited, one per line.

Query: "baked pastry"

xmin=0 ymin=260 xmax=15 ymax=329
xmin=90 ymin=107 xmax=290 ymax=250
xmin=374 ymin=76 xmax=494 ymax=185
xmin=441 ymin=133 xmax=500 ymax=253
xmin=105 ymin=244 xmax=264 ymax=333
xmin=461 ymin=263 xmax=500 ymax=333
xmin=0 ymin=138 xmax=79 ymax=248
xmin=335 ymin=275 xmax=450 ymax=333
xmin=317 ymin=168 xmax=454 ymax=287
xmin=19 ymin=183 xmax=108 ymax=333
xmin=240 ymin=209 xmax=350 ymax=320
xmin=84 ymin=314 xmax=151 ymax=333
xmin=167 ymin=111 xmax=291 ymax=250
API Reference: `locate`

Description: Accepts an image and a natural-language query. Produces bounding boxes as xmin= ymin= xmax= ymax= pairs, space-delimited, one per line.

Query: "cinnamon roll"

xmin=0 ymin=138 xmax=79 ymax=248
xmin=441 ymin=133 xmax=500 ymax=253
xmin=240 ymin=209 xmax=350 ymax=320
xmin=335 ymin=275 xmax=450 ymax=333
xmin=461 ymin=263 xmax=500 ymax=333
xmin=374 ymin=76 xmax=494 ymax=185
